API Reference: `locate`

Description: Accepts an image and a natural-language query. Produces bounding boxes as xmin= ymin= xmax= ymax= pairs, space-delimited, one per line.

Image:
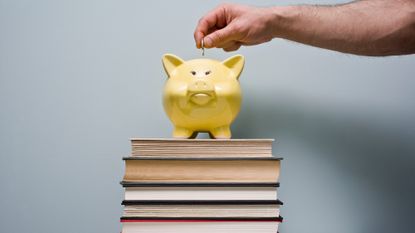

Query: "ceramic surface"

xmin=162 ymin=54 xmax=244 ymax=139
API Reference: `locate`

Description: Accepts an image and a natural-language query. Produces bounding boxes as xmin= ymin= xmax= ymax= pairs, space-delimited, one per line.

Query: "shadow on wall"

xmin=232 ymin=91 xmax=415 ymax=233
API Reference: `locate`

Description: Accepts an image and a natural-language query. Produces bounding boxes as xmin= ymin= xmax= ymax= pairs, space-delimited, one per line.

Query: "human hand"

xmin=194 ymin=3 xmax=276 ymax=52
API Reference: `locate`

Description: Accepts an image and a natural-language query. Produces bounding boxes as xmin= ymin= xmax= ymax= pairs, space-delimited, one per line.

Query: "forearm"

xmin=271 ymin=0 xmax=415 ymax=56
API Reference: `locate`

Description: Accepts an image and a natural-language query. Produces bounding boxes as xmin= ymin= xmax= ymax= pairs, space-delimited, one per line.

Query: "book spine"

xmin=120 ymin=216 xmax=283 ymax=222
xmin=122 ymin=200 xmax=283 ymax=205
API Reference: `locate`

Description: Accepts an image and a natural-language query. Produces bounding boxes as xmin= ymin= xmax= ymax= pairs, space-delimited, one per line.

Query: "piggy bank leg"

xmin=173 ymin=126 xmax=196 ymax=139
xmin=209 ymin=126 xmax=231 ymax=139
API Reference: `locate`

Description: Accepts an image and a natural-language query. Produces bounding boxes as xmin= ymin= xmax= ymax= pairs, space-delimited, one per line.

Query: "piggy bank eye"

xmin=190 ymin=71 xmax=196 ymax=76
xmin=205 ymin=70 xmax=211 ymax=75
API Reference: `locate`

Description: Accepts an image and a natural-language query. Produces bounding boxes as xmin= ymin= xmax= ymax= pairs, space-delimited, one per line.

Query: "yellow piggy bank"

xmin=162 ymin=54 xmax=244 ymax=139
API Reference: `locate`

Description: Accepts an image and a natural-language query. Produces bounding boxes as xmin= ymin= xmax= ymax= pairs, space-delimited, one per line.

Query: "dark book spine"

xmin=120 ymin=216 xmax=283 ymax=222
xmin=120 ymin=181 xmax=280 ymax=187
xmin=122 ymin=200 xmax=283 ymax=205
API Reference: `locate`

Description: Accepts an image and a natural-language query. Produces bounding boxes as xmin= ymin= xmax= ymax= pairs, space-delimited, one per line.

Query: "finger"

xmin=195 ymin=25 xmax=223 ymax=49
xmin=194 ymin=6 xmax=227 ymax=48
xmin=194 ymin=31 xmax=204 ymax=49
xmin=223 ymin=42 xmax=242 ymax=52
xmin=216 ymin=40 xmax=237 ymax=49
xmin=204 ymin=25 xmax=238 ymax=48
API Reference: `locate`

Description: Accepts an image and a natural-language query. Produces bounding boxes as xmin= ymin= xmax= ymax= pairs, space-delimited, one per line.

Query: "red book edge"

xmin=121 ymin=219 xmax=283 ymax=223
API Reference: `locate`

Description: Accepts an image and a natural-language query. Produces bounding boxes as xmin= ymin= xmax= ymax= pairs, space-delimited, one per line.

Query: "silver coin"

xmin=201 ymin=38 xmax=205 ymax=56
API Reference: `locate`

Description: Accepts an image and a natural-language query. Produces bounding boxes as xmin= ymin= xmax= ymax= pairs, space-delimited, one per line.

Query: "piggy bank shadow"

xmin=231 ymin=92 xmax=415 ymax=232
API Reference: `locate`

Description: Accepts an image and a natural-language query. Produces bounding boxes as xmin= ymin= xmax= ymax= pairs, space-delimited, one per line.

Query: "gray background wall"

xmin=1 ymin=0 xmax=414 ymax=232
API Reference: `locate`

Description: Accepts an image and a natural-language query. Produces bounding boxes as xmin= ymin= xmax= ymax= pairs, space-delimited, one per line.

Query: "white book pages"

xmin=124 ymin=187 xmax=277 ymax=200
xmin=123 ymin=205 xmax=280 ymax=218
xmin=130 ymin=138 xmax=275 ymax=157
xmin=122 ymin=221 xmax=280 ymax=233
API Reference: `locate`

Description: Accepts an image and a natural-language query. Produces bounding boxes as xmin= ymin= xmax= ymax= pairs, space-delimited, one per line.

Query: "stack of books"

xmin=120 ymin=138 xmax=283 ymax=233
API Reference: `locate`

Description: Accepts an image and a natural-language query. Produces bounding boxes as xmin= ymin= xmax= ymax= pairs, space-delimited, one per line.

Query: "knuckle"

xmin=231 ymin=23 xmax=244 ymax=33
xmin=219 ymin=2 xmax=235 ymax=8
xmin=217 ymin=2 xmax=234 ymax=12
xmin=218 ymin=2 xmax=229 ymax=8
xmin=198 ymin=17 xmax=204 ymax=24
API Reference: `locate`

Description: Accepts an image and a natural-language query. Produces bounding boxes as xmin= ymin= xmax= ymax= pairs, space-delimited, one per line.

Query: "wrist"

xmin=268 ymin=5 xmax=300 ymax=39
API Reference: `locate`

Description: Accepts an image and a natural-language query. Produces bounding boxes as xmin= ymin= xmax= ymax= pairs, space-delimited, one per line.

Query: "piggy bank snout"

xmin=188 ymin=80 xmax=215 ymax=93
xmin=187 ymin=80 xmax=215 ymax=105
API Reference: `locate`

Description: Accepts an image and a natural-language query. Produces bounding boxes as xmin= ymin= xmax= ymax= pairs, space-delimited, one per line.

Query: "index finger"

xmin=194 ymin=6 xmax=227 ymax=48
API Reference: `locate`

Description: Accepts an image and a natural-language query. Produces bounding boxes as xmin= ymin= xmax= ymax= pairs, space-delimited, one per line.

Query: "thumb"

xmin=204 ymin=25 xmax=237 ymax=48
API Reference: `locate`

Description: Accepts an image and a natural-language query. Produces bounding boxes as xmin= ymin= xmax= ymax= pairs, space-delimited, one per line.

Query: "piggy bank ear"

xmin=162 ymin=54 xmax=185 ymax=77
xmin=222 ymin=55 xmax=245 ymax=80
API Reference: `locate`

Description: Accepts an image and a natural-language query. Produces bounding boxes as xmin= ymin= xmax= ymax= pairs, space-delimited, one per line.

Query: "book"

xmin=120 ymin=137 xmax=284 ymax=232
xmin=122 ymin=200 xmax=282 ymax=218
xmin=120 ymin=218 xmax=282 ymax=233
xmin=122 ymin=157 xmax=281 ymax=183
xmin=130 ymin=138 xmax=274 ymax=157
xmin=121 ymin=182 xmax=279 ymax=201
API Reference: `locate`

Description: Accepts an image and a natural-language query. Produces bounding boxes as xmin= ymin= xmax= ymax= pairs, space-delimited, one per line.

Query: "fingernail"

xmin=204 ymin=37 xmax=213 ymax=48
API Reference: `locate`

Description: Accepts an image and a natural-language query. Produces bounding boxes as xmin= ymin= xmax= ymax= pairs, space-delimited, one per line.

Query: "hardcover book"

xmin=120 ymin=138 xmax=283 ymax=233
